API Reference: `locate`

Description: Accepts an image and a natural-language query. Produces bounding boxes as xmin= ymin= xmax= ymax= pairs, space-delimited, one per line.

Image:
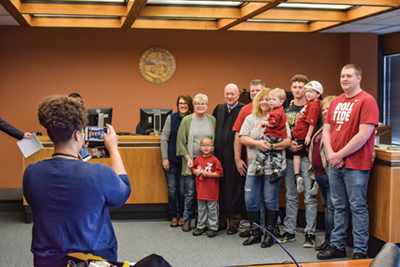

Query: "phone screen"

xmin=78 ymin=145 xmax=91 ymax=162
xmin=85 ymin=126 xmax=108 ymax=142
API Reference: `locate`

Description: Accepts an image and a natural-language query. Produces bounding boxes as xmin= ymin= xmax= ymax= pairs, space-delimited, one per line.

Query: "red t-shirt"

xmin=325 ymin=90 xmax=379 ymax=170
xmin=191 ymin=155 xmax=223 ymax=201
xmin=292 ymin=100 xmax=321 ymax=140
xmin=311 ymin=130 xmax=325 ymax=175
xmin=232 ymin=102 xmax=253 ymax=132
xmin=264 ymin=106 xmax=287 ymax=139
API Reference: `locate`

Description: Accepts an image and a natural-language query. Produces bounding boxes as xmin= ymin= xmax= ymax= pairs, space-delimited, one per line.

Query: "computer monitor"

xmin=87 ymin=107 xmax=113 ymax=126
xmin=140 ymin=108 xmax=172 ymax=134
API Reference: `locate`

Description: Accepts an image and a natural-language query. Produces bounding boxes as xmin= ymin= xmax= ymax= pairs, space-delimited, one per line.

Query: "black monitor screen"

xmin=88 ymin=107 xmax=113 ymax=126
xmin=140 ymin=108 xmax=172 ymax=133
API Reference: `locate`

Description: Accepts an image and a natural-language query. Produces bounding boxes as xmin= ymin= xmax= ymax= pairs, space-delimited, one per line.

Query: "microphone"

xmin=253 ymin=223 xmax=302 ymax=267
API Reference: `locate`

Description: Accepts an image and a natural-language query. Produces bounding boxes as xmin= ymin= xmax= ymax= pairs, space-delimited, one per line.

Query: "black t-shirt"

xmin=284 ymin=104 xmax=308 ymax=159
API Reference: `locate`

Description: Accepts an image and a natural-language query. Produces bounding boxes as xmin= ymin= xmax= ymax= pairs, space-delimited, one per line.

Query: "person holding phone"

xmin=23 ymin=95 xmax=131 ymax=267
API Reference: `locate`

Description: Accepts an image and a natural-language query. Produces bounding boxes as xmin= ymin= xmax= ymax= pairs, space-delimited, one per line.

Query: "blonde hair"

xmin=269 ymin=88 xmax=286 ymax=101
xmin=201 ymin=137 xmax=213 ymax=145
xmin=252 ymin=88 xmax=271 ymax=118
xmin=320 ymin=95 xmax=336 ymax=109
xmin=193 ymin=94 xmax=208 ymax=105
xmin=343 ymin=64 xmax=362 ymax=77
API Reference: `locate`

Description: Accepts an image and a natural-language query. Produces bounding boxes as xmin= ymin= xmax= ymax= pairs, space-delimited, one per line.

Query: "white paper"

xmin=17 ymin=133 xmax=43 ymax=158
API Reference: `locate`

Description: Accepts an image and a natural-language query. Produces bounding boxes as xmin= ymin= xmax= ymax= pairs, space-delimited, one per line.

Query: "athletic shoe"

xmin=303 ymin=233 xmax=315 ymax=248
xmin=278 ymin=232 xmax=296 ymax=244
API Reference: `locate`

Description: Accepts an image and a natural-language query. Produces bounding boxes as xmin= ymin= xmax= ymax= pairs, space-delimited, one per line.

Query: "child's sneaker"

xmin=309 ymin=181 xmax=319 ymax=195
xmin=193 ymin=227 xmax=208 ymax=236
xmin=295 ymin=174 xmax=304 ymax=193
xmin=254 ymin=165 xmax=264 ymax=176
xmin=270 ymin=169 xmax=283 ymax=184
xmin=206 ymin=230 xmax=217 ymax=238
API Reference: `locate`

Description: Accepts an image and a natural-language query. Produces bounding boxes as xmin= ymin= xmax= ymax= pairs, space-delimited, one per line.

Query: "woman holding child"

xmin=176 ymin=94 xmax=216 ymax=232
xmin=239 ymin=88 xmax=291 ymax=248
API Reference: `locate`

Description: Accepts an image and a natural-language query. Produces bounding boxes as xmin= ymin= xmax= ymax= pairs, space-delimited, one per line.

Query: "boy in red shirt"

xmin=191 ymin=137 xmax=223 ymax=238
xmin=292 ymin=81 xmax=323 ymax=193
xmin=254 ymin=88 xmax=287 ymax=183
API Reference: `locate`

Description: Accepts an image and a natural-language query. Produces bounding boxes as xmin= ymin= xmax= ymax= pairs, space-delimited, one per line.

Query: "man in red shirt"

xmin=317 ymin=64 xmax=379 ymax=260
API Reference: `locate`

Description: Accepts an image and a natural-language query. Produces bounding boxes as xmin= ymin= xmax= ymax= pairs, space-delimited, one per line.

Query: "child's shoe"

xmin=206 ymin=230 xmax=217 ymax=238
xmin=295 ymin=174 xmax=304 ymax=193
xmin=270 ymin=169 xmax=283 ymax=184
xmin=193 ymin=227 xmax=208 ymax=236
xmin=309 ymin=181 xmax=319 ymax=195
xmin=254 ymin=165 xmax=264 ymax=176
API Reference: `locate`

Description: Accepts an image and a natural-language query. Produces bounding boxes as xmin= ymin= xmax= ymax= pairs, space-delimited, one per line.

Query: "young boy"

xmin=292 ymin=81 xmax=323 ymax=193
xmin=254 ymin=88 xmax=287 ymax=183
xmin=191 ymin=137 xmax=223 ymax=238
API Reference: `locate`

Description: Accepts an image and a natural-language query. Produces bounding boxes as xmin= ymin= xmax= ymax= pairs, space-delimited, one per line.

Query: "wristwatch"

xmin=270 ymin=143 xmax=274 ymax=149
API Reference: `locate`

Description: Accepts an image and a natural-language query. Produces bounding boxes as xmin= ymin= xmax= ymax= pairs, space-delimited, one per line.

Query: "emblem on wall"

xmin=139 ymin=46 xmax=176 ymax=84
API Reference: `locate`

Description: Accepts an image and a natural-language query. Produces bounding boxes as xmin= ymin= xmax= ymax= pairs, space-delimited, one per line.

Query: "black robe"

xmin=212 ymin=102 xmax=246 ymax=214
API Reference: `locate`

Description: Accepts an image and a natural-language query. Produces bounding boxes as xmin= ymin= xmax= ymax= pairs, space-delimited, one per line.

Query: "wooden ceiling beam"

xmin=138 ymin=6 xmax=240 ymax=19
xmin=308 ymin=21 xmax=341 ymax=32
xmin=0 ymin=0 xmax=31 ymax=26
xmin=285 ymin=0 xmax=399 ymax=6
xmin=347 ymin=6 xmax=392 ymax=21
xmin=19 ymin=3 xmax=126 ymax=16
xmin=29 ymin=17 xmax=121 ymax=28
xmin=254 ymin=9 xmax=346 ymax=21
xmin=218 ymin=0 xmax=286 ymax=30
xmin=121 ymin=0 xmax=147 ymax=29
xmin=229 ymin=21 xmax=309 ymax=32
xmin=131 ymin=19 xmax=217 ymax=30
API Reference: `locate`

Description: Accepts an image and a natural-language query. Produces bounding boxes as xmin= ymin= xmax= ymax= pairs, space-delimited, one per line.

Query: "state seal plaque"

xmin=139 ymin=46 xmax=176 ymax=84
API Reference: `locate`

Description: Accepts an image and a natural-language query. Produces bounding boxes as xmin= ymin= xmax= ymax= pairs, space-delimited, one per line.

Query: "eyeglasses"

xmin=179 ymin=102 xmax=188 ymax=106
xmin=200 ymin=144 xmax=213 ymax=147
xmin=194 ymin=103 xmax=207 ymax=106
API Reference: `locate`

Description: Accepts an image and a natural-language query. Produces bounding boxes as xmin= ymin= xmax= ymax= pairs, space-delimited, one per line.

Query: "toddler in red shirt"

xmin=292 ymin=81 xmax=323 ymax=193
xmin=255 ymin=88 xmax=287 ymax=183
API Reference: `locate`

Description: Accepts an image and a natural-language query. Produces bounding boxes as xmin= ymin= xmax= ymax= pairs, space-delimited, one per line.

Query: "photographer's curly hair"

xmin=38 ymin=95 xmax=88 ymax=144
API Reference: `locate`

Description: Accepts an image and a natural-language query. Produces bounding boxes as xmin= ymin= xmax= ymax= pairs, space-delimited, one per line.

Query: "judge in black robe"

xmin=212 ymin=84 xmax=246 ymax=234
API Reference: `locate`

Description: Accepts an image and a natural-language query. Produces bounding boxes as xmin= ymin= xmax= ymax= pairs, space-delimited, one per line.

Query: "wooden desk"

xmin=368 ymin=145 xmax=400 ymax=243
xmin=23 ymin=136 xmax=168 ymax=220
xmin=239 ymin=259 xmax=373 ymax=267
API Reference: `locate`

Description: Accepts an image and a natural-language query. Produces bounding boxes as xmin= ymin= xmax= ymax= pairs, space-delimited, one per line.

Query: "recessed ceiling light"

xmin=278 ymin=3 xmax=352 ymax=10
xmin=147 ymin=0 xmax=242 ymax=6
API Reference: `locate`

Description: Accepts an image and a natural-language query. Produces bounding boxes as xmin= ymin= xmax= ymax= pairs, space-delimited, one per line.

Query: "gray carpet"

xmin=0 ymin=211 xmax=355 ymax=266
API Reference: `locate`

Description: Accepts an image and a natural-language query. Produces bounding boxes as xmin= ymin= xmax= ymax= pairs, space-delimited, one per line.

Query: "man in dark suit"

xmin=0 ymin=117 xmax=31 ymax=140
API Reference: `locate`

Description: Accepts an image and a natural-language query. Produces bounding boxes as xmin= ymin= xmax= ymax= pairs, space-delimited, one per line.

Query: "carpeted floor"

xmin=0 ymin=211 xmax=357 ymax=267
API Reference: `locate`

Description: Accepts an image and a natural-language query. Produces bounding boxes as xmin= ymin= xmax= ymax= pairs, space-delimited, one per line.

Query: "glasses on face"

xmin=200 ymin=144 xmax=213 ymax=147
xmin=195 ymin=103 xmax=207 ymax=106
xmin=179 ymin=102 xmax=188 ymax=106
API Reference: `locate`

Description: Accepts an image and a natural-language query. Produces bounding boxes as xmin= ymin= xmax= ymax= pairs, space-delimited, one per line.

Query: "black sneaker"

xmin=303 ymin=233 xmax=315 ymax=248
xmin=278 ymin=232 xmax=296 ymax=244
xmin=353 ymin=252 xmax=367 ymax=259
xmin=206 ymin=230 xmax=217 ymax=238
xmin=317 ymin=245 xmax=346 ymax=260
xmin=192 ymin=227 xmax=207 ymax=236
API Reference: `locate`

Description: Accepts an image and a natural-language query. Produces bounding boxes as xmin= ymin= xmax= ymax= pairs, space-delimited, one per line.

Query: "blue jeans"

xmin=329 ymin=166 xmax=370 ymax=254
xmin=182 ymin=175 xmax=197 ymax=224
xmin=164 ymin=161 xmax=185 ymax=219
xmin=244 ymin=172 xmax=284 ymax=212
xmin=315 ymin=173 xmax=334 ymax=243
xmin=283 ymin=157 xmax=317 ymax=235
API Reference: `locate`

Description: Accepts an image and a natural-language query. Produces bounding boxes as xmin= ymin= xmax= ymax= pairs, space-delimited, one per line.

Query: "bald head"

xmin=224 ymin=83 xmax=240 ymax=107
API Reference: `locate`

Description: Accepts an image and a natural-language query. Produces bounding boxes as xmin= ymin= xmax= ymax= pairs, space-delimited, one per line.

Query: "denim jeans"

xmin=283 ymin=157 xmax=317 ymax=235
xmin=164 ymin=161 xmax=185 ymax=219
xmin=329 ymin=166 xmax=370 ymax=254
xmin=182 ymin=175 xmax=197 ymax=224
xmin=244 ymin=172 xmax=284 ymax=212
xmin=315 ymin=173 xmax=334 ymax=243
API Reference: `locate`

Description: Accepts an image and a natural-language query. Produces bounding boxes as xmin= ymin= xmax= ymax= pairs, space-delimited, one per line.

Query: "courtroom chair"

xmin=370 ymin=242 xmax=400 ymax=267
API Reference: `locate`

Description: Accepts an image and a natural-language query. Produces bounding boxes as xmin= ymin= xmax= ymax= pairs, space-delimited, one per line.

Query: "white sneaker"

xmin=296 ymin=176 xmax=304 ymax=193
xmin=309 ymin=181 xmax=319 ymax=195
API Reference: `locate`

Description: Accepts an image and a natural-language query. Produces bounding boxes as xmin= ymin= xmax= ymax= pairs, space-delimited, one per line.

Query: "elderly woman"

xmin=239 ymin=88 xmax=291 ymax=248
xmin=177 ymin=93 xmax=216 ymax=232
xmin=307 ymin=95 xmax=336 ymax=251
xmin=161 ymin=94 xmax=194 ymax=227
xmin=23 ymin=95 xmax=131 ymax=267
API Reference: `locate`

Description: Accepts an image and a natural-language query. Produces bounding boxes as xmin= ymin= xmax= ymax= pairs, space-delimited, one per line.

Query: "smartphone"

xmin=85 ymin=126 xmax=110 ymax=142
xmin=78 ymin=145 xmax=91 ymax=162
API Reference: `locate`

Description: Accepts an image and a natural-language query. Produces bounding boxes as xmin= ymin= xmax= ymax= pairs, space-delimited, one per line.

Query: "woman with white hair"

xmin=177 ymin=93 xmax=216 ymax=233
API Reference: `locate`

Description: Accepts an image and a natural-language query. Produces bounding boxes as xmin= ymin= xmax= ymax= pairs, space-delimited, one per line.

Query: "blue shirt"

xmin=23 ymin=157 xmax=131 ymax=266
